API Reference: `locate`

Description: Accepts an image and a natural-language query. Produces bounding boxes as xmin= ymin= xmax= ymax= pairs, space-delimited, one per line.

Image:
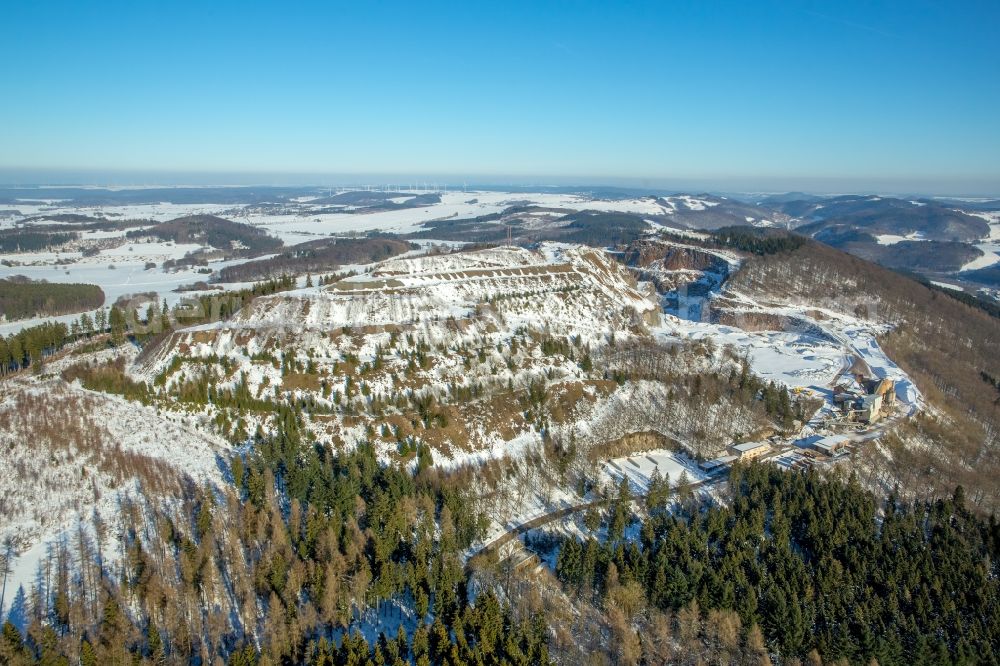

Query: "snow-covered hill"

xmin=0 ymin=362 xmax=231 ymax=618
xmin=0 ymin=232 xmax=934 ymax=628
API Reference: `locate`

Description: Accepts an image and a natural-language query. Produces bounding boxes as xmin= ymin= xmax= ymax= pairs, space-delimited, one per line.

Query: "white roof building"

xmin=814 ymin=434 xmax=849 ymax=456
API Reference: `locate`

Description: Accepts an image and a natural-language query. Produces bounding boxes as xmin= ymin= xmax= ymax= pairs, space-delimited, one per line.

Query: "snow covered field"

xmin=663 ymin=322 xmax=848 ymax=389
xmin=0 ymin=243 xmax=242 ymax=337
xmin=0 ymin=201 xmax=233 ymax=226
xmin=0 ymin=189 xmax=691 ymax=335
xmin=875 ymin=232 xmax=927 ymax=245
xmin=961 ymin=242 xmax=1000 ymax=271
xmin=235 ymin=191 xmax=710 ymax=244
xmin=1 ymin=189 xmax=687 ymax=242
xmin=602 ymin=449 xmax=706 ymax=494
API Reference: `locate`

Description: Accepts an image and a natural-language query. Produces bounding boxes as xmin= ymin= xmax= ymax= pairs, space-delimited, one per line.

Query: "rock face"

xmin=621 ymin=240 xmax=732 ymax=273
xmin=619 ymin=238 xmax=740 ymax=299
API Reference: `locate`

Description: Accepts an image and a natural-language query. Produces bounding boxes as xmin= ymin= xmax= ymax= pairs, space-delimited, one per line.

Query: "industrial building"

xmin=728 ymin=441 xmax=772 ymax=461
xmin=833 ymin=374 xmax=895 ymax=424
xmin=813 ymin=434 xmax=849 ymax=456
xmin=699 ymin=455 xmax=737 ymax=472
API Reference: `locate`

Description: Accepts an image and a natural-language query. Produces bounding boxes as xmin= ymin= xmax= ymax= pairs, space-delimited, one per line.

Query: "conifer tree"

xmin=109 ymin=306 xmax=127 ymax=346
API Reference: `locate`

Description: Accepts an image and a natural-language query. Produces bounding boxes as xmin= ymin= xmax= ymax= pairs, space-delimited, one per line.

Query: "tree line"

xmin=0 ymin=230 xmax=78 ymax=253
xmin=0 ymin=415 xmax=551 ymax=665
xmin=711 ymin=227 xmax=807 ymax=255
xmin=1 ymin=321 xmax=72 ymax=375
xmin=216 ymin=237 xmax=412 ymax=283
xmin=556 ymin=463 xmax=1000 ymax=664
xmin=1 ymin=276 xmax=297 ymax=376
xmin=127 ymin=215 xmax=282 ymax=257
xmin=0 ymin=278 xmax=104 ymax=322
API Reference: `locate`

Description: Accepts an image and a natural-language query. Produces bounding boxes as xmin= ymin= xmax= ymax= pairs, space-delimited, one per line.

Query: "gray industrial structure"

xmin=833 ymin=374 xmax=896 ymax=424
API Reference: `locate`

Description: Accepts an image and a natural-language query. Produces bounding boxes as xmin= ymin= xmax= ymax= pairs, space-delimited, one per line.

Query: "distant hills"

xmin=127 ymin=214 xmax=282 ymax=257
xmin=406 ymin=191 xmax=999 ymax=288
xmin=786 ymin=195 xmax=988 ymax=242
xmin=653 ymin=194 xmax=790 ymax=230
xmin=2 ymin=184 xmax=997 ymax=293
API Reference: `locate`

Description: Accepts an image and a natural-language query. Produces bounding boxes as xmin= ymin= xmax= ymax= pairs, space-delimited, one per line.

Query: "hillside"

xmin=127 ymin=214 xmax=282 ymax=258
xmin=0 ymin=233 xmax=977 ymax=665
xmin=781 ymin=195 xmax=989 ymax=241
xmin=830 ymin=238 xmax=983 ymax=273
xmin=0 ymin=370 xmax=230 ymax=549
xmin=653 ymin=194 xmax=788 ymax=229
xmin=746 ymin=195 xmax=999 ymax=284
xmin=132 ymin=244 xmax=790 ymax=464
xmin=215 ymin=236 xmax=413 ymax=282
xmin=723 ymin=233 xmax=1000 ymax=512
xmin=963 ymin=266 xmax=1000 ymax=287
xmin=407 ymin=195 xmax=790 ymax=247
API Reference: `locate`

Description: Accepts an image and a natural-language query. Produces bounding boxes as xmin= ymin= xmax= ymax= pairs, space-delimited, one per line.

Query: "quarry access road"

xmin=466 ymin=477 xmax=723 ymax=569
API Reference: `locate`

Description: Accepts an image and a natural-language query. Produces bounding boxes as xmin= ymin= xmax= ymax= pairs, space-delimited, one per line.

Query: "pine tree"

xmin=80 ymin=639 xmax=97 ymax=666
xmin=148 ymin=623 xmax=165 ymax=664
xmin=646 ymin=468 xmax=670 ymax=515
xmin=80 ymin=312 xmax=95 ymax=337
xmin=109 ymin=306 xmax=127 ymax=346
xmin=412 ymin=622 xmax=429 ymax=661
xmin=0 ymin=622 xmax=29 ymax=666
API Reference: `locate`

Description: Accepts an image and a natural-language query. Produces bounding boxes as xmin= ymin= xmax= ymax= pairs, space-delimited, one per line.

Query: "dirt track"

xmin=466 ymin=478 xmax=719 ymax=570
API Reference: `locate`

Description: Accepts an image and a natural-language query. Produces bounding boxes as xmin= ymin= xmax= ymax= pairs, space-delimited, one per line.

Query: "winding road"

xmin=466 ymin=477 xmax=723 ymax=568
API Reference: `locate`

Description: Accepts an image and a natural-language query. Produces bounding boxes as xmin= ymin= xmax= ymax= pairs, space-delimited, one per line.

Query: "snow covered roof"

xmin=700 ymin=455 xmax=738 ymax=470
xmin=814 ymin=435 xmax=849 ymax=454
xmin=731 ymin=441 xmax=769 ymax=453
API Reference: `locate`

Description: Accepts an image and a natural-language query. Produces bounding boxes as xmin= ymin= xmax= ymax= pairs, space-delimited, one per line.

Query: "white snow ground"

xmin=0 ymin=190 xmax=684 ymax=335
xmin=602 ymin=449 xmax=707 ymax=494
xmin=961 ymin=242 xmax=1000 ymax=272
xmin=0 ymin=203 xmax=929 ymax=624
xmin=875 ymin=232 xmax=927 ymax=245
xmin=0 ymin=365 xmax=231 ymax=621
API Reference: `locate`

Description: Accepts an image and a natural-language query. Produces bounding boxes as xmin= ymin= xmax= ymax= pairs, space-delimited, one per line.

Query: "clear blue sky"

xmin=1 ymin=1 xmax=998 ymax=193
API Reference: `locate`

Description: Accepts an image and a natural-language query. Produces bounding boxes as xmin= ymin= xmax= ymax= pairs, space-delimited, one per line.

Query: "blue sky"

xmin=1 ymin=1 xmax=998 ymax=193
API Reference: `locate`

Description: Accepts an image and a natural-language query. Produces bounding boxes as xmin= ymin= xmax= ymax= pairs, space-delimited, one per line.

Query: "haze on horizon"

xmin=1 ymin=1 xmax=998 ymax=196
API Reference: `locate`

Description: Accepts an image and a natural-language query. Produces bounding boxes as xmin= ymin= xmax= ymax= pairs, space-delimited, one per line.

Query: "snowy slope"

xmin=0 ymin=371 xmax=230 ymax=618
